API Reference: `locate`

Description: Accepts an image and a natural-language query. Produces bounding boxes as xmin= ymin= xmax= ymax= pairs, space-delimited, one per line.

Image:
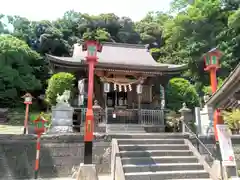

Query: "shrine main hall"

xmin=46 ymin=42 xmax=186 ymax=132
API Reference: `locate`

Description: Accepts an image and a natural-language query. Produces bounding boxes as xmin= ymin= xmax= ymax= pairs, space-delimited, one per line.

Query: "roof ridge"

xmin=101 ymin=42 xmax=146 ymax=49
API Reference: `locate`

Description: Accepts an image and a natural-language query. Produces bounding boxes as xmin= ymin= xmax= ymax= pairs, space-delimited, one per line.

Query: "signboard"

xmin=216 ymin=124 xmax=236 ymax=166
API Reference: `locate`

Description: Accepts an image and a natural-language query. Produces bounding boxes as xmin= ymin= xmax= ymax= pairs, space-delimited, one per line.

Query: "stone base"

xmin=76 ymin=163 xmax=99 ymax=180
xmin=210 ymin=160 xmax=239 ymax=179
xmin=144 ymin=126 xmax=165 ymax=132
xmin=211 ymin=160 xmax=224 ymax=179
xmin=49 ymin=126 xmax=73 ymax=133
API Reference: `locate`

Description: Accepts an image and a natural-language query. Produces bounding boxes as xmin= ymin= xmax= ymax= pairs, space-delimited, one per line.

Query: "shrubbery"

xmin=45 ymin=72 xmax=75 ymax=106
xmin=166 ymin=78 xmax=200 ymax=111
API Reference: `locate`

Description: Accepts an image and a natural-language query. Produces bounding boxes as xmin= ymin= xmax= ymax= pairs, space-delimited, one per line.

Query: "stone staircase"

xmin=106 ymin=124 xmax=145 ymax=133
xmin=115 ymin=134 xmax=213 ymax=180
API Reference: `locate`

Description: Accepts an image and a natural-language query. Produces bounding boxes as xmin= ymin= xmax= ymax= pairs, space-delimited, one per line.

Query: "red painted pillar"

xmin=209 ymin=67 xmax=223 ymax=141
xmin=82 ymin=40 xmax=102 ymax=164
xmin=84 ymin=61 xmax=95 ymax=143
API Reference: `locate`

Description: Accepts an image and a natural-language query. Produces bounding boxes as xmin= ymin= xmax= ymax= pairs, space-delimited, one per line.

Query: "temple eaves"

xmin=205 ymin=62 xmax=240 ymax=109
xmin=46 ymin=42 xmax=187 ymax=73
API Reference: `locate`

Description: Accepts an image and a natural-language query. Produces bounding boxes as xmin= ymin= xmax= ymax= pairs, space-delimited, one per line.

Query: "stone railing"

xmin=111 ymin=139 xmax=125 ymax=180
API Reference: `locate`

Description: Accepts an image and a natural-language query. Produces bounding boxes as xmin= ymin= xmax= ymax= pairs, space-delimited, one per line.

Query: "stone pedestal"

xmin=199 ymin=105 xmax=214 ymax=135
xmin=50 ymin=103 xmax=74 ymax=133
xmin=76 ymin=163 xmax=98 ymax=180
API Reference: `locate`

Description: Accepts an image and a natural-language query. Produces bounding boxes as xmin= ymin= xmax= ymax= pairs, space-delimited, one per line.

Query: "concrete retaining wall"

xmin=0 ymin=134 xmax=111 ymax=179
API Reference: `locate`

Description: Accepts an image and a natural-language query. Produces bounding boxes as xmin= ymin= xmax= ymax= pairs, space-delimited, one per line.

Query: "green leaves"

xmin=0 ymin=35 xmax=42 ymax=106
xmin=166 ymin=78 xmax=200 ymax=111
xmin=45 ymin=72 xmax=75 ymax=105
xmin=223 ymin=109 xmax=240 ymax=130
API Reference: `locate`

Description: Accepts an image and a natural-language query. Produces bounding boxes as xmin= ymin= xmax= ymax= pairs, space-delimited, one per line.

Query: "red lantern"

xmin=34 ymin=116 xmax=47 ymax=135
xmin=82 ymin=40 xmax=102 ymax=61
xmin=204 ymin=48 xmax=222 ymax=71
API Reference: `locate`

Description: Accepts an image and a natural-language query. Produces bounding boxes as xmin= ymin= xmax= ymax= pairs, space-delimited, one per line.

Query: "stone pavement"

xmin=33 ymin=175 xmax=111 ymax=180
xmin=0 ymin=125 xmax=22 ymax=134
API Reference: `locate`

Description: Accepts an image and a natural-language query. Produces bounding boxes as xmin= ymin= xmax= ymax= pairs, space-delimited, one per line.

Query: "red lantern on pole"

xmin=203 ymin=48 xmax=224 ymax=167
xmin=82 ymin=40 xmax=102 ymax=164
xmin=22 ymin=93 xmax=34 ymax=134
xmin=33 ymin=116 xmax=47 ymax=179
xmin=34 ymin=116 xmax=47 ymax=135
xmin=204 ymin=48 xmax=221 ymax=71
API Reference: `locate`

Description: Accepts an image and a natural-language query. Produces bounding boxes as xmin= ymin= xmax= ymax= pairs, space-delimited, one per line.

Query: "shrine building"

xmin=46 ymin=42 xmax=186 ymax=132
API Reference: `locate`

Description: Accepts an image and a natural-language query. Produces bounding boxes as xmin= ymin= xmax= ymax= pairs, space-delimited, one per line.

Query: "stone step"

xmin=121 ymin=156 xmax=199 ymax=165
xmin=109 ymin=133 xmax=189 ymax=139
xmin=123 ymin=163 xmax=204 ymax=173
xmin=107 ymin=124 xmax=143 ymax=127
xmin=107 ymin=126 xmax=145 ymax=131
xmin=108 ymin=131 xmax=146 ymax=134
xmin=120 ymin=150 xmax=193 ymax=157
xmin=165 ymin=178 xmax=212 ymax=180
xmin=107 ymin=129 xmax=145 ymax=132
xmin=164 ymin=179 xmax=212 ymax=180
xmin=117 ymin=139 xmax=185 ymax=145
xmin=107 ymin=126 xmax=144 ymax=129
xmin=119 ymin=144 xmax=189 ymax=151
xmin=124 ymin=170 xmax=210 ymax=180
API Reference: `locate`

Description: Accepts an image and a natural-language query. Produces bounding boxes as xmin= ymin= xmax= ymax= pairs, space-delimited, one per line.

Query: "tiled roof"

xmin=46 ymin=42 xmax=186 ymax=71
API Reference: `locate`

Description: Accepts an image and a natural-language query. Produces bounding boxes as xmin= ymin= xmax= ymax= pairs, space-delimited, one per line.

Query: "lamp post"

xmin=203 ymin=48 xmax=223 ymax=160
xmin=22 ymin=93 xmax=33 ymax=134
xmin=82 ymin=40 xmax=102 ymax=164
xmin=136 ymin=84 xmax=143 ymax=123
xmin=104 ymin=82 xmax=110 ymax=124
xmin=33 ymin=115 xmax=47 ymax=179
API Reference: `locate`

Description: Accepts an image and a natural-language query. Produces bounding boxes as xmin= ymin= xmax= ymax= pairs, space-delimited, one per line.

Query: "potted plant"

xmin=223 ymin=109 xmax=240 ymax=134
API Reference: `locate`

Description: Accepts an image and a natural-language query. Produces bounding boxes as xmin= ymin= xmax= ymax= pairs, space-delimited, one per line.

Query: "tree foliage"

xmin=0 ymin=0 xmax=240 ymax=109
xmin=45 ymin=72 xmax=75 ymax=106
xmin=0 ymin=35 xmax=42 ymax=106
xmin=166 ymin=78 xmax=200 ymax=111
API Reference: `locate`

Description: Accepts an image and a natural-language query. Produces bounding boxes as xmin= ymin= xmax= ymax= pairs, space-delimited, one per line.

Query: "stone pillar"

xmin=199 ymin=105 xmax=214 ymax=136
xmin=159 ymin=84 xmax=165 ymax=109
xmin=93 ymin=100 xmax=103 ymax=132
xmin=194 ymin=107 xmax=202 ymax=134
xmin=178 ymin=103 xmax=192 ymax=133
xmin=50 ymin=103 xmax=74 ymax=133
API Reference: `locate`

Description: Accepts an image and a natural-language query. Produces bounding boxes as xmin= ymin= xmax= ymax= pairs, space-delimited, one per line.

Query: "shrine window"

xmin=106 ymin=91 xmax=128 ymax=107
xmin=116 ymin=91 xmax=128 ymax=106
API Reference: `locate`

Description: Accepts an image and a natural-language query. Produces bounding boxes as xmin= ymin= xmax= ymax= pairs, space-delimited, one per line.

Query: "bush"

xmin=166 ymin=78 xmax=200 ymax=111
xmin=45 ymin=72 xmax=75 ymax=106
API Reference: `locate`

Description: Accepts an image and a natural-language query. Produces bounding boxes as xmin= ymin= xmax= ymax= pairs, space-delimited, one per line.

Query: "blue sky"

xmin=0 ymin=0 xmax=172 ymax=21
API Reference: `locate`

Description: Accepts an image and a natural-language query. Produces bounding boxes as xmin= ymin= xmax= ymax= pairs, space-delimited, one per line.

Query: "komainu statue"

xmin=56 ymin=90 xmax=71 ymax=104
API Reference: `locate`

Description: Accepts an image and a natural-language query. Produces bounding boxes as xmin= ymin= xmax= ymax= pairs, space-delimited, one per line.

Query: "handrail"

xmin=181 ymin=120 xmax=215 ymax=160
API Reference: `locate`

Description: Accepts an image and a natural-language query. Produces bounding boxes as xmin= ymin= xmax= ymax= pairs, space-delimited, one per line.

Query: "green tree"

xmin=202 ymin=77 xmax=224 ymax=95
xmin=166 ymin=78 xmax=200 ymax=111
xmin=0 ymin=35 xmax=42 ymax=106
xmin=45 ymin=72 xmax=75 ymax=106
xmin=160 ymin=0 xmax=240 ymax=93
